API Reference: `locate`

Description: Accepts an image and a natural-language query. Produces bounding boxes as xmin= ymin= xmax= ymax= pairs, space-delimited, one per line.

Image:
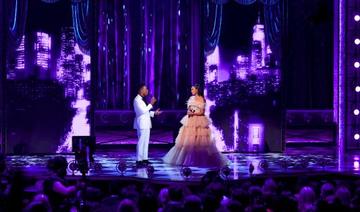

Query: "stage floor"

xmin=96 ymin=129 xmax=174 ymax=145
xmin=6 ymin=147 xmax=360 ymax=183
xmin=95 ymin=128 xmax=334 ymax=145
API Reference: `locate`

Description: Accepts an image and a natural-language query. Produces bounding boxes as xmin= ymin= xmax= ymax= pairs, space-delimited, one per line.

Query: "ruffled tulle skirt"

xmin=162 ymin=115 xmax=229 ymax=167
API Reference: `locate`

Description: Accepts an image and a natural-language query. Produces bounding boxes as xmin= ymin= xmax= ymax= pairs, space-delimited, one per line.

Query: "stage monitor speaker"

xmin=72 ymin=136 xmax=96 ymax=153
xmin=72 ymin=136 xmax=96 ymax=174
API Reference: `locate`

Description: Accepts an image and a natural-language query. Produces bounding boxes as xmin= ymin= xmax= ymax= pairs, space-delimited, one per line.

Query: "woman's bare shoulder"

xmin=196 ymin=96 xmax=205 ymax=103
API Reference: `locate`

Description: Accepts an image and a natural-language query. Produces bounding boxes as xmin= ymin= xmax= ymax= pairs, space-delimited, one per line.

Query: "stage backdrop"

xmin=5 ymin=0 xmax=92 ymax=154
xmin=94 ymin=0 xmax=283 ymax=152
xmin=0 ymin=0 xmax=6 ymax=153
xmin=203 ymin=0 xmax=283 ymax=152
xmin=95 ymin=0 xmax=202 ymax=110
xmin=94 ymin=0 xmax=203 ymax=146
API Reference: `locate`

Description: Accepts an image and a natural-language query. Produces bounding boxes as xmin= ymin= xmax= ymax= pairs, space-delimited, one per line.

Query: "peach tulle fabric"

xmin=162 ymin=96 xmax=229 ymax=167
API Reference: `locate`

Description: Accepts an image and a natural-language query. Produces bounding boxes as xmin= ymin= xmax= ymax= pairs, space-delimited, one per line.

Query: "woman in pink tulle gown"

xmin=162 ymin=84 xmax=228 ymax=167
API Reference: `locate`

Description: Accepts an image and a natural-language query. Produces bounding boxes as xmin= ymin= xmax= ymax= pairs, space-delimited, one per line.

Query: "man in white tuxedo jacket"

xmin=133 ymin=84 xmax=161 ymax=167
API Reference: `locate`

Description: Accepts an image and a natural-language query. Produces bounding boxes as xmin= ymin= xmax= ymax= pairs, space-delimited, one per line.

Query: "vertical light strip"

xmin=233 ymin=110 xmax=239 ymax=150
xmin=333 ymin=0 xmax=339 ymax=124
xmin=338 ymin=0 xmax=345 ymax=170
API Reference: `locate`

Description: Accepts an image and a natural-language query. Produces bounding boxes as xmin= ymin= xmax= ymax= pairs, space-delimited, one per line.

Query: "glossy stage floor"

xmin=6 ymin=146 xmax=360 ymax=184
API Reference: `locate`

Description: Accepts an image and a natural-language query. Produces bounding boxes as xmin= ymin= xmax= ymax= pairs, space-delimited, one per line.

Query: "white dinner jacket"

xmin=133 ymin=94 xmax=155 ymax=130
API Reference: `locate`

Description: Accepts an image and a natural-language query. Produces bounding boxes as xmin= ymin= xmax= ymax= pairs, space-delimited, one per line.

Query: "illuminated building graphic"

xmin=15 ymin=35 xmax=25 ymax=70
xmin=251 ymin=14 xmax=266 ymax=69
xmin=205 ymin=12 xmax=281 ymax=152
xmin=35 ymin=32 xmax=51 ymax=70
xmin=56 ymin=27 xmax=91 ymax=152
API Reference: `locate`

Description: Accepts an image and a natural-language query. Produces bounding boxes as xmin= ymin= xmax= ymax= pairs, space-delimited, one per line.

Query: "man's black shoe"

xmin=142 ymin=160 xmax=152 ymax=165
xmin=136 ymin=161 xmax=144 ymax=167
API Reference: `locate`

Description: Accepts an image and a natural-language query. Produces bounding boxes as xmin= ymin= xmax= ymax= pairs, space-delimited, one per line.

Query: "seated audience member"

xmin=43 ymin=156 xmax=78 ymax=211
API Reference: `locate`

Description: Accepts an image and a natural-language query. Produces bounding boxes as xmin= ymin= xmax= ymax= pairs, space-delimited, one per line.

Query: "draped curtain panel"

xmin=96 ymin=0 xmax=202 ymax=110
xmin=204 ymin=1 xmax=222 ymax=56
xmin=206 ymin=0 xmax=282 ymax=59
xmin=212 ymin=0 xmax=279 ymax=5
xmin=264 ymin=2 xmax=282 ymax=59
xmin=7 ymin=0 xmax=92 ymax=54
xmin=8 ymin=0 xmax=28 ymax=50
xmin=0 ymin=0 xmax=7 ymax=153
xmin=40 ymin=0 xmax=62 ymax=3
xmin=71 ymin=0 xmax=91 ymax=54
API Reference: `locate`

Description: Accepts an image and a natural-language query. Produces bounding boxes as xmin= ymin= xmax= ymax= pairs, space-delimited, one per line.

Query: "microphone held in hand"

xmin=155 ymin=108 xmax=162 ymax=116
xmin=150 ymin=96 xmax=157 ymax=105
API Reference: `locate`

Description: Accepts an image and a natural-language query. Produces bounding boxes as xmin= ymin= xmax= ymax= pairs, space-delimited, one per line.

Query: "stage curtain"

xmin=204 ymin=1 xmax=222 ymax=56
xmin=8 ymin=0 xmax=28 ymax=49
xmin=211 ymin=0 xmax=256 ymax=5
xmin=212 ymin=0 xmax=279 ymax=5
xmin=39 ymin=0 xmax=91 ymax=54
xmin=96 ymin=0 xmax=202 ymax=110
xmin=71 ymin=0 xmax=91 ymax=54
xmin=40 ymin=0 xmax=61 ymax=3
xmin=232 ymin=0 xmax=257 ymax=5
xmin=205 ymin=0 xmax=282 ymax=58
xmin=264 ymin=3 xmax=282 ymax=59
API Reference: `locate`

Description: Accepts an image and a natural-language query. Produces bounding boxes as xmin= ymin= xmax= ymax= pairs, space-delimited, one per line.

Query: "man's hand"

xmin=154 ymin=108 xmax=162 ymax=115
xmin=150 ymin=97 xmax=157 ymax=105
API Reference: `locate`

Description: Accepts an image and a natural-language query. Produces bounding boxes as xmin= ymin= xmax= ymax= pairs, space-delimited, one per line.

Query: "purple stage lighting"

xmin=354 ymin=15 xmax=360 ymax=22
xmin=354 ymin=161 xmax=360 ymax=170
xmin=56 ymin=27 xmax=91 ymax=153
xmin=248 ymin=123 xmax=264 ymax=152
xmin=344 ymin=0 xmax=360 ymax=150
xmin=354 ymin=109 xmax=359 ymax=116
xmin=354 ymin=134 xmax=360 ymax=140
xmin=356 ymin=86 xmax=360 ymax=92
xmin=233 ymin=110 xmax=239 ymax=151
xmin=354 ymin=62 xmax=360 ymax=68
xmin=355 ymin=38 xmax=360 ymax=45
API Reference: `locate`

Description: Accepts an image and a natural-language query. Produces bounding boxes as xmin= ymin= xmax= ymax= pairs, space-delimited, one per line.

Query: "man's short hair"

xmin=138 ymin=83 xmax=146 ymax=92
